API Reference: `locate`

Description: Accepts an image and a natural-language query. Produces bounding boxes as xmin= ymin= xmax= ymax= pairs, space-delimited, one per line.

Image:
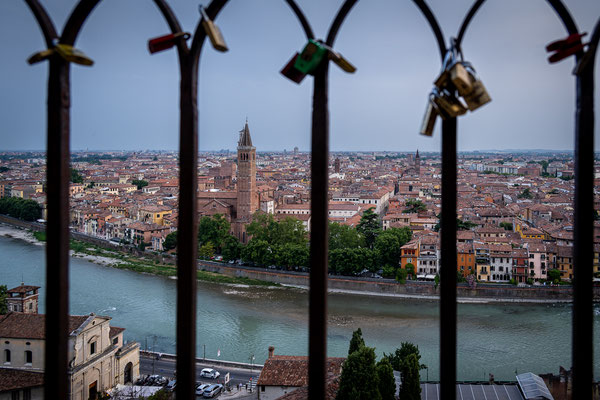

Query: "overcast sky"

xmin=0 ymin=0 xmax=598 ymax=153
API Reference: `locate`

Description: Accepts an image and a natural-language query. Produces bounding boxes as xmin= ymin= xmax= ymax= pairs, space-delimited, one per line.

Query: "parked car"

xmin=200 ymin=368 xmax=220 ymax=379
xmin=203 ymin=384 xmax=223 ymax=398
xmin=165 ymin=379 xmax=176 ymax=391
xmin=196 ymin=383 xmax=210 ymax=395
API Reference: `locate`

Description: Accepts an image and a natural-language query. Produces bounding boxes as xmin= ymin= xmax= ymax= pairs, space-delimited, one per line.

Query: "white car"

xmin=200 ymin=368 xmax=220 ymax=379
xmin=196 ymin=383 xmax=210 ymax=395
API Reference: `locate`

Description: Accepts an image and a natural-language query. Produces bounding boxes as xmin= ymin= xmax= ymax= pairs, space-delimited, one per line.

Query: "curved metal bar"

xmin=546 ymin=0 xmax=579 ymax=36
xmin=23 ymin=0 xmax=58 ymax=47
xmin=152 ymin=0 xmax=185 ymax=38
xmin=60 ymin=0 xmax=101 ymax=45
xmin=456 ymin=0 xmax=486 ymax=49
xmin=284 ymin=0 xmax=315 ymax=40
xmin=325 ymin=0 xmax=358 ymax=46
xmin=590 ymin=17 xmax=600 ymax=50
xmin=411 ymin=0 xmax=446 ymax=61
xmin=190 ymin=0 xmax=229 ymax=61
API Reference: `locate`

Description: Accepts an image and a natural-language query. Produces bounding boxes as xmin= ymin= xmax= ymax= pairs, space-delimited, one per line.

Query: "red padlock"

xmin=546 ymin=32 xmax=587 ymax=63
xmin=280 ymin=52 xmax=307 ymax=84
xmin=148 ymin=32 xmax=190 ymax=54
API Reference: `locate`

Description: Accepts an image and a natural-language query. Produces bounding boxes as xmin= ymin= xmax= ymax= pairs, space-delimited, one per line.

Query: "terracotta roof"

xmin=0 ymin=313 xmax=90 ymax=340
xmin=275 ymin=374 xmax=341 ymax=400
xmin=257 ymin=356 xmax=345 ymax=387
xmin=7 ymin=285 xmax=40 ymax=294
xmin=110 ymin=326 xmax=125 ymax=338
xmin=0 ymin=369 xmax=44 ymax=391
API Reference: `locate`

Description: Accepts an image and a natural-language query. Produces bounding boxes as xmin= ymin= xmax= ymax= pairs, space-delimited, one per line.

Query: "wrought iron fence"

xmin=19 ymin=0 xmax=599 ymax=398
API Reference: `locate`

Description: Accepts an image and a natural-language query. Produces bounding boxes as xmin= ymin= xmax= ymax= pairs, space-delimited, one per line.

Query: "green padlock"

xmin=294 ymin=39 xmax=327 ymax=75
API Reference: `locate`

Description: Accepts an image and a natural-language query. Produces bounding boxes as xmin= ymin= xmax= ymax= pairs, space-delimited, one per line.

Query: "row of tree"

xmin=0 ymin=197 xmax=41 ymax=221
xmin=337 ymin=328 xmax=423 ymax=399
xmin=167 ymin=210 xmax=413 ymax=276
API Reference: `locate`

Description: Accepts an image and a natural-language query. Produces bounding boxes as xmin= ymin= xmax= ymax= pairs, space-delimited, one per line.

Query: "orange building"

xmin=457 ymin=242 xmax=475 ymax=277
xmin=400 ymin=240 xmax=419 ymax=276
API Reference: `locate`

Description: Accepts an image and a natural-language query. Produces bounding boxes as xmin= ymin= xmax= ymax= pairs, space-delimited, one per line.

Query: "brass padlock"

xmin=461 ymin=62 xmax=491 ymax=111
xmin=450 ymin=62 xmax=472 ymax=96
xmin=54 ymin=44 xmax=93 ymax=66
xmin=463 ymin=79 xmax=491 ymax=111
xmin=432 ymin=89 xmax=467 ymax=118
xmin=27 ymin=49 xmax=54 ymax=65
xmin=199 ymin=5 xmax=228 ymax=52
xmin=420 ymin=98 xmax=438 ymax=136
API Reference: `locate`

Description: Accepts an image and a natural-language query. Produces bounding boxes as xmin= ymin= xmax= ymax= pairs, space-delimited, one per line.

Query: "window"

xmin=4 ymin=349 xmax=10 ymax=363
xmin=25 ymin=350 xmax=32 ymax=364
xmin=23 ymin=389 xmax=31 ymax=400
xmin=28 ymin=303 xmax=33 ymax=310
xmin=11 ymin=391 xmax=19 ymax=400
xmin=90 ymin=341 xmax=96 ymax=355
xmin=113 ymin=337 xmax=118 ymax=345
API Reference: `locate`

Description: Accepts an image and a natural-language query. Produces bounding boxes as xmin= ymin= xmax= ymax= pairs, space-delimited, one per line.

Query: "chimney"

xmin=268 ymin=346 xmax=275 ymax=358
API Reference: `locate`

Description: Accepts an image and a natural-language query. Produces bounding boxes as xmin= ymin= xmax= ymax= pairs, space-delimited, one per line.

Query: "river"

xmin=0 ymin=235 xmax=598 ymax=381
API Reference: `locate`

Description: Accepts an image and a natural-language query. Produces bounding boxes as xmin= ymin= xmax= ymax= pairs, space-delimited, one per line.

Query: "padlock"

xmin=318 ymin=43 xmax=356 ymax=73
xmin=27 ymin=49 xmax=54 ymax=65
xmin=432 ymin=88 xmax=467 ymax=118
xmin=449 ymin=62 xmax=472 ymax=96
xmin=148 ymin=32 xmax=190 ymax=54
xmin=462 ymin=79 xmax=491 ymax=111
xmin=280 ymin=52 xmax=307 ymax=84
xmin=294 ymin=39 xmax=328 ymax=75
xmin=199 ymin=5 xmax=228 ymax=52
xmin=54 ymin=44 xmax=93 ymax=66
xmin=419 ymin=98 xmax=438 ymax=136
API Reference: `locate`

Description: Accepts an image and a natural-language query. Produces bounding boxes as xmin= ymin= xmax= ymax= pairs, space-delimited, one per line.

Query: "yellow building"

xmin=138 ymin=205 xmax=173 ymax=226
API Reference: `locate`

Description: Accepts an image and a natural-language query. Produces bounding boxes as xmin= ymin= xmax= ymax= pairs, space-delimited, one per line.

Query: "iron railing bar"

xmin=152 ymin=0 xmax=185 ymax=42
xmin=411 ymin=0 xmax=447 ymax=61
xmin=571 ymin=18 xmax=597 ymax=400
xmin=60 ymin=0 xmax=101 ymax=46
xmin=440 ymin=117 xmax=458 ymax=400
xmin=284 ymin=0 xmax=315 ymax=40
xmin=546 ymin=0 xmax=581 ymax=39
xmin=456 ymin=0 xmax=486 ymax=49
xmin=325 ymin=0 xmax=358 ymax=46
xmin=23 ymin=0 xmax=58 ymax=47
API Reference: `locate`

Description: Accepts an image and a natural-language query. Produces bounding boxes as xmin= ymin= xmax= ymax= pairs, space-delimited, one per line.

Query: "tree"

xmin=0 ymin=285 xmax=7 ymax=314
xmin=329 ymin=222 xmax=365 ymax=250
xmin=246 ymin=212 xmax=278 ymax=244
xmin=222 ymin=235 xmax=241 ymax=261
xmin=518 ymin=188 xmax=533 ymax=199
xmin=132 ymin=179 xmax=148 ymax=190
xmin=457 ymin=218 xmax=478 ymax=230
xmin=0 ymin=197 xmax=41 ymax=221
xmin=399 ymin=353 xmax=421 ymax=400
xmin=348 ymin=328 xmax=365 ymax=355
xmin=384 ymin=342 xmax=427 ymax=372
xmin=70 ymin=168 xmax=83 ymax=183
xmin=405 ymin=263 xmax=415 ymax=279
xmin=274 ymin=243 xmax=309 ymax=269
xmin=198 ymin=242 xmax=215 ymax=260
xmin=241 ymin=239 xmax=272 ymax=266
xmin=547 ymin=268 xmax=561 ymax=283
xmin=337 ymin=346 xmax=381 ymax=400
xmin=396 ymin=268 xmax=407 ymax=283
xmin=375 ymin=232 xmax=401 ymax=268
xmin=376 ymin=358 xmax=397 ymax=400
xmin=357 ymin=208 xmax=381 ymax=249
xmin=499 ymin=222 xmax=513 ymax=231
xmin=198 ymin=214 xmax=231 ymax=253
xmin=162 ymin=232 xmax=177 ymax=251
xmin=403 ymin=199 xmax=426 ymax=214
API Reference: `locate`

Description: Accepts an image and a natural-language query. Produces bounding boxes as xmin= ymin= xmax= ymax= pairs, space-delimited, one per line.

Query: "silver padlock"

xmin=420 ymin=96 xmax=439 ymax=136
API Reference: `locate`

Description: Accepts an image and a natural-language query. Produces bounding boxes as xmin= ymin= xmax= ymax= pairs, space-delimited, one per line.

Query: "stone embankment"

xmin=2 ymin=214 xmax=599 ymax=302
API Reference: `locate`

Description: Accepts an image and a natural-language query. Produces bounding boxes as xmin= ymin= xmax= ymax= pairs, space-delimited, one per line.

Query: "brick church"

xmin=198 ymin=120 xmax=259 ymax=243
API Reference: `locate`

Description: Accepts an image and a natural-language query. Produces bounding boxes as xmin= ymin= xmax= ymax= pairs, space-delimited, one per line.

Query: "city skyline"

xmin=0 ymin=0 xmax=598 ymax=152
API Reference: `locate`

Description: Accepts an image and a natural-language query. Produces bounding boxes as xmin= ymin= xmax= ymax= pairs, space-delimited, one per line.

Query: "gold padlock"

xmin=463 ymin=79 xmax=491 ymax=111
xmin=420 ymin=99 xmax=438 ymax=136
xmin=328 ymin=50 xmax=356 ymax=73
xmin=450 ymin=62 xmax=472 ymax=96
xmin=199 ymin=5 xmax=228 ymax=52
xmin=27 ymin=49 xmax=54 ymax=65
xmin=432 ymin=89 xmax=467 ymax=118
xmin=433 ymin=69 xmax=449 ymax=88
xmin=54 ymin=44 xmax=93 ymax=66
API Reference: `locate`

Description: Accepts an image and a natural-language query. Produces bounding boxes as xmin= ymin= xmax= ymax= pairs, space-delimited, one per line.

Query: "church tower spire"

xmin=236 ymin=119 xmax=258 ymax=242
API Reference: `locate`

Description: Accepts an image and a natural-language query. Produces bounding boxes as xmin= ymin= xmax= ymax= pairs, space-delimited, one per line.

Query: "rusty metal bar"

xmin=440 ymin=118 xmax=457 ymax=400
xmin=571 ymin=17 xmax=598 ymax=399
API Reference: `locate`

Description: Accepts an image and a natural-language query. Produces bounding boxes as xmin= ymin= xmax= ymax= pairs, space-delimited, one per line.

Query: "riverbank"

xmin=0 ymin=222 xmax=278 ymax=288
xmin=2 ymin=218 xmax=598 ymax=303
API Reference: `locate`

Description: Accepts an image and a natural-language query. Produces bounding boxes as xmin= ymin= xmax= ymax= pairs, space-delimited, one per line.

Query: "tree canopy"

xmin=336 ymin=346 xmax=381 ymax=400
xmin=399 ymin=354 xmax=421 ymax=400
xmin=132 ymin=179 xmax=148 ymax=190
xmin=0 ymin=197 xmax=41 ymax=221
xmin=357 ymin=208 xmax=381 ymax=249
xmin=348 ymin=328 xmax=365 ymax=355
xmin=70 ymin=168 xmax=83 ymax=183
xmin=162 ymin=231 xmax=177 ymax=251
xmin=329 ymin=222 xmax=365 ymax=250
xmin=403 ymin=199 xmax=426 ymax=214
xmin=0 ymin=285 xmax=7 ymax=314
xmin=376 ymin=358 xmax=397 ymax=400
xmin=198 ymin=214 xmax=231 ymax=253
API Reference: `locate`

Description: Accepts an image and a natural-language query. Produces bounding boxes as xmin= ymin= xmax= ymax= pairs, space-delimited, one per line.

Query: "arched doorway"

xmin=124 ymin=362 xmax=133 ymax=384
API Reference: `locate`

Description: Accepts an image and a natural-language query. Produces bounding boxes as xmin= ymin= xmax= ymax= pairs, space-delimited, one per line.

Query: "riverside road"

xmin=139 ymin=353 xmax=260 ymax=388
